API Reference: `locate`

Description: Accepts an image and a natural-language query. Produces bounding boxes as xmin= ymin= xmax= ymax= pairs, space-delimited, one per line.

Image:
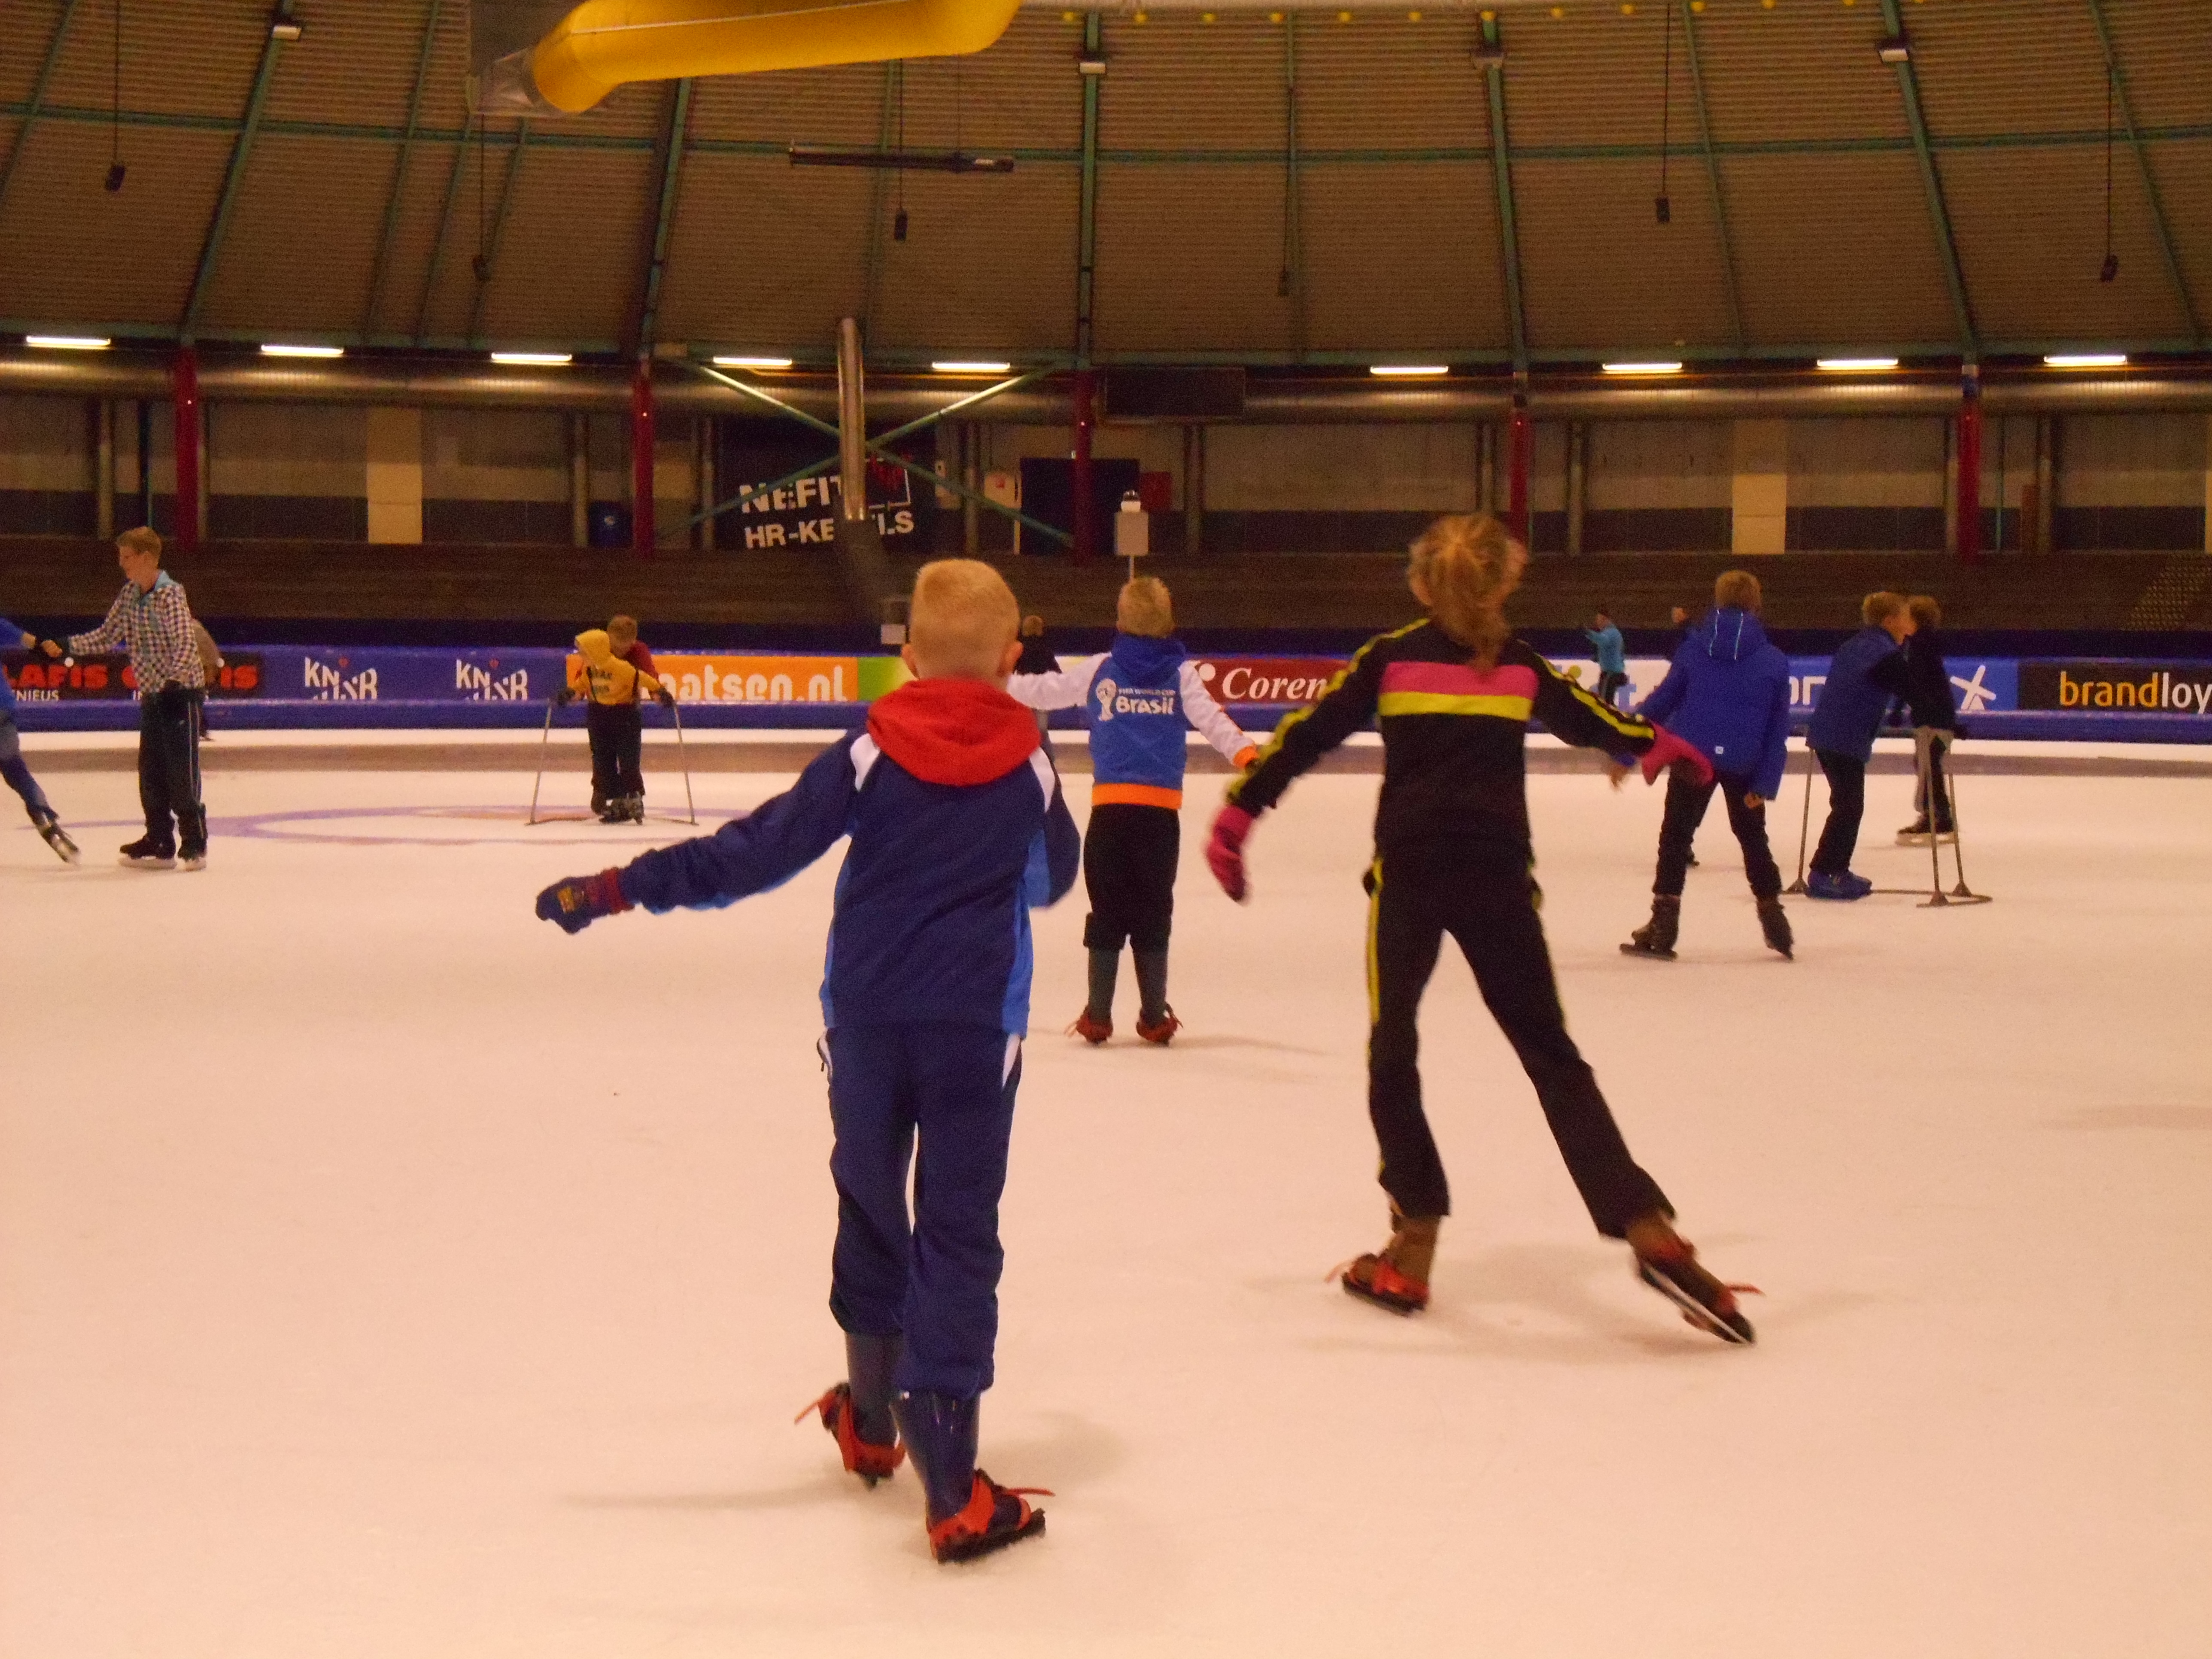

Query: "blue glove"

xmin=536 ymin=868 xmax=631 ymax=934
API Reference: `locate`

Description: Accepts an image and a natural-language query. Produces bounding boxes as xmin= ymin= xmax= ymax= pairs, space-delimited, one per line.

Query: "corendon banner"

xmin=2 ymin=650 xmax=266 ymax=700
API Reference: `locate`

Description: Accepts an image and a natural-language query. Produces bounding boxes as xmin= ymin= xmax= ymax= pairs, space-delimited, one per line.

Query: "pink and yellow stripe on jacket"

xmin=1375 ymin=660 xmax=1538 ymax=721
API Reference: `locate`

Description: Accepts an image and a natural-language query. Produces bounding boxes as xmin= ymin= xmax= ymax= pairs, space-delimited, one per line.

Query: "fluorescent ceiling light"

xmin=25 ymin=334 xmax=111 ymax=350
xmin=1816 ymin=356 xmax=1900 ymax=372
xmin=260 ymin=342 xmax=343 ymax=359
xmin=1601 ymin=360 xmax=1684 ymax=376
xmin=2043 ymin=352 xmax=2128 ymax=369
xmin=489 ymin=351 xmax=572 ymax=366
xmin=1370 ymin=364 xmax=1449 ymax=377
xmin=712 ymin=354 xmax=794 ymax=371
xmin=933 ymin=360 xmax=1012 ymax=374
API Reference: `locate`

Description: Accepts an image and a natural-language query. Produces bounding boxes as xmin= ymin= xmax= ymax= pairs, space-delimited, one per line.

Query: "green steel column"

xmin=415 ymin=108 xmax=479 ymax=344
xmin=1678 ymin=0 xmax=1744 ymax=348
xmin=636 ymin=77 xmax=695 ymax=352
xmin=465 ymin=120 xmax=531 ymax=347
xmin=1878 ymin=0 xmax=1977 ymax=359
xmin=365 ymin=0 xmax=444 ymax=340
xmin=2083 ymin=0 xmax=2202 ymax=346
xmin=0 ymin=0 xmax=82 ymax=228
xmin=1076 ymin=12 xmax=1102 ymax=365
xmin=1284 ymin=14 xmax=1306 ymax=359
xmin=182 ymin=0 xmax=298 ymax=335
xmin=1480 ymin=12 xmax=1528 ymax=370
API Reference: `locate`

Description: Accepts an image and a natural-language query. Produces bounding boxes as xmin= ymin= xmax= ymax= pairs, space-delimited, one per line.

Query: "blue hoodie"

xmin=1807 ymin=626 xmax=1913 ymax=764
xmin=1635 ymin=607 xmax=1792 ymax=800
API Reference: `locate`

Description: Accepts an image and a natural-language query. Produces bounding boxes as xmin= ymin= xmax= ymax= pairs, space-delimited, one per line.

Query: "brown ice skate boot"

xmin=1339 ymin=1206 xmax=1440 ymax=1315
xmin=1626 ymin=1212 xmax=1757 ymax=1345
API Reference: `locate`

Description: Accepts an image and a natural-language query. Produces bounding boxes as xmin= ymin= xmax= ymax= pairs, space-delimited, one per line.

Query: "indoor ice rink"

xmin=3 ymin=731 xmax=2209 ymax=1656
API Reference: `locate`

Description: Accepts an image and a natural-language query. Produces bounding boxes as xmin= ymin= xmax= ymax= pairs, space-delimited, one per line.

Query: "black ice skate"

xmin=1757 ymin=896 xmax=1793 ymax=960
xmin=1626 ymin=1214 xmax=1756 ymax=1345
xmin=33 ymin=812 xmax=79 ymax=865
xmin=1620 ymin=895 xmax=1680 ymax=961
xmin=118 ymin=836 xmax=175 ymax=869
xmin=178 ymin=841 xmax=208 ymax=872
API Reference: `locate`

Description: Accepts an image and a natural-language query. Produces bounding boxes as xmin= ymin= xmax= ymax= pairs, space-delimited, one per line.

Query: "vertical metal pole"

xmin=962 ymin=423 xmax=981 ymax=556
xmin=1183 ymin=423 xmax=1204 ymax=558
xmin=1478 ymin=422 xmax=1496 ymax=514
xmin=2034 ymin=415 xmax=2054 ymax=554
xmin=94 ymin=398 xmax=115 ymax=539
xmin=1565 ymin=421 xmax=1586 ymax=556
xmin=696 ymin=415 xmax=716 ymax=550
xmin=569 ymin=412 xmax=589 ymax=547
xmin=631 ymin=361 xmax=656 ymax=555
xmin=197 ymin=404 xmax=211 ymax=543
xmin=1942 ymin=416 xmax=1960 ymax=556
xmin=1507 ymin=394 xmax=1531 ymax=546
xmin=1072 ymin=368 xmax=1097 ymax=565
xmin=1956 ymin=368 xmax=1983 ymax=564
xmin=173 ymin=348 xmax=201 ymax=552
xmin=836 ymin=316 xmax=869 ymax=522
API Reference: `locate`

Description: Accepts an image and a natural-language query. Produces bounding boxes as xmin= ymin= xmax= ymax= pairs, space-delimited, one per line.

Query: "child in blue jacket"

xmin=535 ymin=559 xmax=1081 ymax=1565
xmin=1007 ymin=577 xmax=1256 ymax=1045
xmin=1 ymin=617 xmax=78 ymax=863
xmin=1623 ymin=571 xmax=1793 ymax=961
xmin=1805 ymin=591 xmax=1915 ymax=899
xmin=1584 ymin=606 xmax=1628 ymax=708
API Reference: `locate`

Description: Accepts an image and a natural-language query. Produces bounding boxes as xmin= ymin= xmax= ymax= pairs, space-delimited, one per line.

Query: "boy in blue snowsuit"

xmin=535 ymin=559 xmax=1081 ymax=1565
xmin=1005 ymin=577 xmax=1256 ymax=1045
xmin=1621 ymin=571 xmax=1793 ymax=962
xmin=1805 ymin=591 xmax=1916 ymax=899
xmin=0 ymin=616 xmax=78 ymax=863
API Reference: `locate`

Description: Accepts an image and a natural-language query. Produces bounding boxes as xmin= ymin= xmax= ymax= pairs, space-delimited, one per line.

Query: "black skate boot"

xmin=1620 ymin=895 xmax=1680 ymax=961
xmin=118 ymin=835 xmax=175 ymax=869
xmin=1339 ymin=1205 xmax=1440 ymax=1315
xmin=796 ymin=1334 xmax=905 ymax=1486
xmin=33 ymin=811 xmax=79 ymax=865
xmin=1626 ymin=1212 xmax=1757 ymax=1345
xmin=177 ymin=810 xmax=207 ymax=872
xmin=1756 ymin=896 xmax=1793 ymax=960
xmin=896 ymin=1390 xmax=1048 ymax=1564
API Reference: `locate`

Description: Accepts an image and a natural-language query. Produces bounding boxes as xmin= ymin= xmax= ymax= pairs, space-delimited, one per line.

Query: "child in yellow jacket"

xmin=560 ymin=615 xmax=672 ymax=823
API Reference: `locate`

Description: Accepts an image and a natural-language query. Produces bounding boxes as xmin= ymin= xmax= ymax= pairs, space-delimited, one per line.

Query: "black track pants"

xmin=138 ymin=687 xmax=204 ymax=848
xmin=586 ymin=701 xmax=644 ymax=808
xmin=1653 ymin=766 xmax=1781 ymax=900
xmin=1082 ymin=802 xmax=1179 ymax=951
xmin=1811 ymin=749 xmax=1866 ymax=875
xmin=1364 ymin=848 xmax=1669 ymax=1236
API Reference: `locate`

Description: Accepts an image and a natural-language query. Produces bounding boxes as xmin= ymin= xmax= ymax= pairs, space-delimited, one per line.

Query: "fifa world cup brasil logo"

xmin=1094 ymin=677 xmax=1118 ymax=722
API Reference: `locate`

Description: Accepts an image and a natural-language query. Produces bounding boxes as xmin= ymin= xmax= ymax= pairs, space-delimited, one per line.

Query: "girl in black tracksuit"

xmin=1208 ymin=513 xmax=1755 ymax=1344
xmin=1897 ymin=595 xmax=1959 ymax=839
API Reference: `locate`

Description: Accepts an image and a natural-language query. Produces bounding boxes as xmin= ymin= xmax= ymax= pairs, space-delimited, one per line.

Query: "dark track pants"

xmin=1365 ymin=849 xmax=1668 ymax=1236
xmin=586 ymin=701 xmax=644 ymax=809
xmin=1811 ymin=748 xmax=1866 ymax=875
xmin=0 ymin=714 xmax=53 ymax=821
xmin=1914 ymin=727 xmax=1955 ymax=830
xmin=1596 ymin=670 xmax=1627 ymax=710
xmin=1082 ymin=802 xmax=1179 ymax=951
xmin=138 ymin=687 xmax=204 ymax=850
xmin=1653 ymin=766 xmax=1781 ymax=900
xmin=826 ymin=1023 xmax=1022 ymax=1400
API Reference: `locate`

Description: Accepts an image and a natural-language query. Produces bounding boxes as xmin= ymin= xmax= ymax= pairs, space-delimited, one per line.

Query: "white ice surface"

xmin=3 ymin=760 xmax=2209 ymax=1658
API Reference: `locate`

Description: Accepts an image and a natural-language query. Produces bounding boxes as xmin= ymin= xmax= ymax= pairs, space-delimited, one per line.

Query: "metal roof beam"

xmin=465 ymin=119 xmax=532 ymax=346
xmin=0 ymin=0 xmax=82 ymax=229
xmin=364 ymin=0 xmax=444 ymax=339
xmin=1878 ymin=0 xmax=1976 ymax=359
xmin=1678 ymin=0 xmax=1744 ymax=348
xmin=1075 ymin=12 xmax=1101 ymax=365
xmin=634 ymin=76 xmax=693 ymax=353
xmin=414 ymin=109 xmax=478 ymax=343
xmin=182 ymin=0 xmax=298 ymax=336
xmin=1478 ymin=12 xmax=1528 ymax=371
xmin=2083 ymin=0 xmax=2202 ymax=347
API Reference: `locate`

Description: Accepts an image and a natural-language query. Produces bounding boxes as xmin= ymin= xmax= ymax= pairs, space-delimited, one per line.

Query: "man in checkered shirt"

xmin=41 ymin=526 xmax=210 ymax=870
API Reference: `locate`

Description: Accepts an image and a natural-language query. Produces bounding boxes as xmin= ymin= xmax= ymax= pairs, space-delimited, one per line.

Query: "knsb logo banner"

xmin=2019 ymin=662 xmax=2212 ymax=716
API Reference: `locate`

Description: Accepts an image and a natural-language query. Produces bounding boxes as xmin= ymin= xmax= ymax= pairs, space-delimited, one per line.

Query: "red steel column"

xmin=172 ymin=347 xmax=201 ymax=553
xmin=1955 ymin=368 xmax=1982 ymax=564
xmin=1071 ymin=368 xmax=1097 ymax=565
xmin=631 ymin=359 xmax=656 ymax=556
xmin=1506 ymin=400 xmax=1532 ymax=547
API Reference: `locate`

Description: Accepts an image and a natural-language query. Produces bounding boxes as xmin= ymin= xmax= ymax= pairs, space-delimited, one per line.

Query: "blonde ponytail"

xmin=1407 ymin=513 xmax=1522 ymax=669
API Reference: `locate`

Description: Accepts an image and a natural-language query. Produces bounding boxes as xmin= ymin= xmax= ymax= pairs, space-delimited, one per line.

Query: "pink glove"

xmin=1206 ymin=805 xmax=1257 ymax=902
xmin=1639 ymin=723 xmax=1714 ymax=788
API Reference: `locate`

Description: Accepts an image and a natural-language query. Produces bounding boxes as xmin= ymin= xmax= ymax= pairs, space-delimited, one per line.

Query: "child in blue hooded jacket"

xmin=535 ymin=559 xmax=1081 ymax=1565
xmin=1006 ymin=577 xmax=1257 ymax=1045
xmin=1805 ymin=591 xmax=1915 ymax=899
xmin=1 ymin=617 xmax=79 ymax=863
xmin=1622 ymin=571 xmax=1793 ymax=961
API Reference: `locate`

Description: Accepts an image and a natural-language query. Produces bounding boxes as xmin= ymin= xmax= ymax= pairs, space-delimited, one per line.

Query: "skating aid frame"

xmin=1782 ymin=740 xmax=1990 ymax=906
xmin=526 ymin=697 xmax=699 ymax=827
